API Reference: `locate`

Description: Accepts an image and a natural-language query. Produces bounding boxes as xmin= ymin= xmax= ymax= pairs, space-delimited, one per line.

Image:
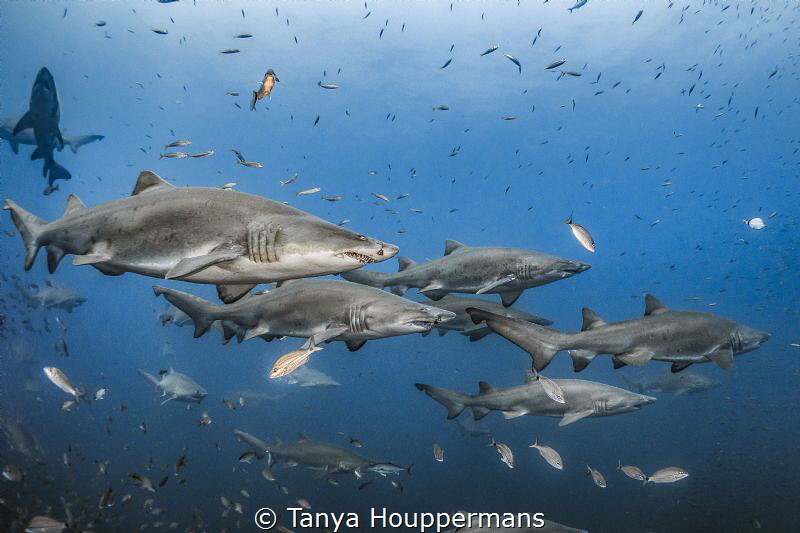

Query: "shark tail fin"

xmin=414 ymin=383 xmax=468 ymax=420
xmin=3 ymin=199 xmax=47 ymax=270
xmin=466 ymin=307 xmax=563 ymax=371
xmin=153 ymin=286 xmax=221 ymax=337
xmin=340 ymin=269 xmax=390 ymax=289
xmin=46 ymin=159 xmax=71 ymax=185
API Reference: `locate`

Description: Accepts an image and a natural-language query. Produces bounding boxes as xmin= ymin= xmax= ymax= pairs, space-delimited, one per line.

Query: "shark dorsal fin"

xmin=644 ymin=294 xmax=669 ymax=316
xmin=478 ymin=381 xmax=495 ymax=394
xmin=443 ymin=239 xmax=466 ymax=255
xmin=581 ymin=308 xmax=606 ymax=330
xmin=63 ymin=195 xmax=86 ymax=216
xmin=297 ymin=432 xmax=309 ymax=442
xmin=132 ymin=171 xmax=173 ymax=195
xmin=397 ymin=257 xmax=416 ymax=271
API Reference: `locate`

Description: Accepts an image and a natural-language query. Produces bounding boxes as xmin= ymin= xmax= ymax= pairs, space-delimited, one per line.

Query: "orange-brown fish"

xmin=250 ymin=69 xmax=277 ymax=110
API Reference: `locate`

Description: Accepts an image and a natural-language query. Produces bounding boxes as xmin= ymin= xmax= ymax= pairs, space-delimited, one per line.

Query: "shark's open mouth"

xmin=341 ymin=251 xmax=376 ymax=264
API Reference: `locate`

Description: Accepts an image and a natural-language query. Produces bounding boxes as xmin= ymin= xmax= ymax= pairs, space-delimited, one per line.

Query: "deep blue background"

xmin=1 ymin=1 xmax=798 ymax=532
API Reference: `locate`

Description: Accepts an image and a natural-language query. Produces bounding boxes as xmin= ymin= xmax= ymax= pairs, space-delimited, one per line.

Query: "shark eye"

xmin=377 ymin=248 xmax=384 ymax=256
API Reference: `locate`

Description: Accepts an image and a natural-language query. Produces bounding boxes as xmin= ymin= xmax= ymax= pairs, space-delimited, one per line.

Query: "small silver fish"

xmin=222 ymin=399 xmax=237 ymax=410
xmin=318 ymin=82 xmax=339 ymax=89
xmin=235 ymin=33 xmax=253 ymax=38
xmin=43 ymin=367 xmax=78 ymax=399
xmin=480 ymin=45 xmax=499 ymax=56
xmin=280 ymin=172 xmax=299 ymax=186
xmin=2 ymin=464 xmax=22 ymax=481
xmin=433 ymin=443 xmax=444 ymax=462
xmin=503 ymin=53 xmax=521 ymax=73
xmin=489 ymin=438 xmax=514 ymax=469
xmin=60 ymin=399 xmax=76 ymax=411
xmin=130 ymin=473 xmax=155 ymax=492
xmin=566 ymin=213 xmax=596 ymax=253
xmin=222 ymin=182 xmax=237 ymax=190
xmin=296 ymin=187 xmax=321 ymax=196
xmin=159 ymin=152 xmax=189 ymax=159
xmin=239 ymin=451 xmax=256 ymax=463
xmin=371 ymin=192 xmax=389 ymax=202
xmin=546 ymin=59 xmax=567 ymax=70
xmin=237 ymin=160 xmax=263 ymax=168
xmin=151 ymin=28 xmax=169 ymax=35
xmin=189 ymin=150 xmax=215 ymax=158
xmin=587 ymin=465 xmax=607 ymax=487
xmin=164 ymin=140 xmax=192 ymax=149
xmin=350 ymin=437 xmax=363 ymax=448
xmin=196 ymin=411 xmax=212 ymax=426
xmin=646 ymin=467 xmax=689 ymax=484
xmin=221 ymin=48 xmax=241 ymax=54
xmin=617 ymin=460 xmax=646 ymax=481
xmin=321 ymin=195 xmax=342 ymax=202
xmin=297 ymin=498 xmax=311 ymax=509
xmin=432 ymin=105 xmax=449 ymax=111
xmin=94 ymin=388 xmax=107 ymax=401
xmin=529 ymin=440 xmax=563 ymax=470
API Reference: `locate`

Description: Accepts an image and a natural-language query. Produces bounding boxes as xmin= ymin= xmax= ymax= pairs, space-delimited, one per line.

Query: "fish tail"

xmin=3 ymin=199 xmax=48 ymax=270
xmin=466 ymin=307 xmax=563 ymax=371
xmin=340 ymin=269 xmax=391 ymax=289
xmin=47 ymin=159 xmax=71 ymax=185
xmin=153 ymin=286 xmax=222 ymax=337
xmin=414 ymin=383 xmax=468 ymax=420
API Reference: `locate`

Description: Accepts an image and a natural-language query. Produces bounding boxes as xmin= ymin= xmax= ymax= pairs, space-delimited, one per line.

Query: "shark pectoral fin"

xmin=436 ymin=328 xmax=449 ymax=337
xmin=419 ymin=282 xmax=444 ymax=293
xmin=345 ymin=340 xmax=367 ymax=352
xmin=569 ymin=350 xmax=598 ymax=372
xmin=466 ymin=329 xmax=492 ymax=342
xmin=502 ymin=409 xmax=529 ymax=419
xmin=475 ymin=275 xmax=516 ymax=295
xmin=216 ymin=283 xmax=256 ymax=304
xmin=422 ymin=289 xmax=448 ymax=301
xmin=559 ymin=410 xmax=593 ymax=427
xmin=615 ymin=350 xmax=654 ymax=367
xmin=10 ymin=140 xmax=19 ymax=154
xmin=471 ymin=406 xmax=491 ymax=420
xmin=243 ymin=323 xmax=270 ymax=341
xmin=165 ymin=248 xmax=243 ymax=280
xmin=12 ymin=111 xmax=34 ymax=135
xmin=671 ymin=362 xmax=693 ymax=373
xmin=500 ymin=290 xmax=523 ymax=307
xmin=612 ymin=357 xmax=627 ymax=369
xmin=705 ymin=346 xmax=733 ymax=370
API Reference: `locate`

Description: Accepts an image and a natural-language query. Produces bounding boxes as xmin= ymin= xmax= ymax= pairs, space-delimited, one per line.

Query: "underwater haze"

xmin=1 ymin=1 xmax=799 ymax=532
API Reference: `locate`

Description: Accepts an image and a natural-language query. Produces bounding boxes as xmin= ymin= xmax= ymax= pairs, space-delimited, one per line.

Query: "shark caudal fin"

xmin=466 ymin=307 xmax=563 ymax=371
xmin=3 ymin=199 xmax=47 ymax=270
xmin=340 ymin=269 xmax=390 ymax=289
xmin=153 ymin=286 xmax=221 ymax=338
xmin=414 ymin=383 xmax=469 ymax=420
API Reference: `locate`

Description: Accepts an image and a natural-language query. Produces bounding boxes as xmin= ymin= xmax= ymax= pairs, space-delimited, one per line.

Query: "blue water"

xmin=1 ymin=1 xmax=798 ymax=532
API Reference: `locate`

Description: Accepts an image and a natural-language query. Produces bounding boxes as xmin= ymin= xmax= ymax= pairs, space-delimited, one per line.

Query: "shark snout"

xmin=567 ymin=260 xmax=592 ymax=274
xmin=378 ymin=242 xmax=399 ymax=260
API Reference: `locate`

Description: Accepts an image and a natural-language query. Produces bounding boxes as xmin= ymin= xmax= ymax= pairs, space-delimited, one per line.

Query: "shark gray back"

xmin=342 ymin=239 xmax=589 ymax=307
xmin=4 ymin=171 xmax=398 ymax=303
xmin=467 ymin=294 xmax=769 ymax=372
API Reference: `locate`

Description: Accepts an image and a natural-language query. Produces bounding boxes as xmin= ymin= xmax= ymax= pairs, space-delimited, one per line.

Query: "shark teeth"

xmin=342 ymin=251 xmax=376 ymax=264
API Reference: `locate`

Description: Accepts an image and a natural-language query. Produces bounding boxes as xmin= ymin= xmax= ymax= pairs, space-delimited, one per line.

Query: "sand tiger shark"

xmin=11 ymin=68 xmax=71 ymax=184
xmin=416 ymin=371 xmax=656 ymax=426
xmin=153 ymin=279 xmax=455 ymax=351
xmin=341 ymin=240 xmax=589 ymax=307
xmin=4 ymin=171 xmax=398 ymax=303
xmin=467 ymin=294 xmax=769 ymax=372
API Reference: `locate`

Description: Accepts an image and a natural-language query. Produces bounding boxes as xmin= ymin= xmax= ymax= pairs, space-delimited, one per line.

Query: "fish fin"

xmin=165 ymin=248 xmax=243 ymax=280
xmin=131 ymin=170 xmax=173 ymax=195
xmin=216 ymin=283 xmax=255 ymax=304
xmin=443 ymin=239 xmax=466 ymax=255
xmin=644 ymin=294 xmax=669 ymax=316
xmin=153 ymin=286 xmax=220 ymax=337
xmin=671 ymin=362 xmax=692 ymax=373
xmin=420 ymin=282 xmax=445 ymax=293
xmin=62 ymin=194 xmax=86 ymax=216
xmin=72 ymin=246 xmax=112 ymax=266
xmin=422 ymin=289 xmax=448 ymax=301
xmin=467 ymin=329 xmax=492 ymax=342
xmin=500 ymin=290 xmax=523 ymax=307
xmin=63 ymin=134 xmax=104 ymax=153
xmin=581 ymin=308 xmax=607 ymax=330
xmin=390 ymin=286 xmax=409 ymax=296
xmin=477 ymin=381 xmax=495 ymax=395
xmin=397 ymin=257 xmax=416 ymax=271
xmin=9 ymin=139 xmax=19 ymax=154
xmin=420 ymin=329 xmax=431 ymax=337
xmin=30 ymin=146 xmax=44 ymax=160
xmin=467 ymin=307 xmax=561 ymax=371
xmin=311 ymin=325 xmax=348 ymax=346
xmin=559 ymin=410 xmax=593 ymax=427
xmin=502 ymin=409 xmax=529 ymax=419
xmin=46 ymin=245 xmax=66 ymax=273
xmin=243 ymin=323 xmax=270 ymax=342
xmin=137 ymin=369 xmax=160 ymax=388
xmin=475 ymin=274 xmax=515 ymax=295
xmin=345 ymin=340 xmax=367 ymax=352
xmin=46 ymin=159 xmax=71 ymax=184
xmin=250 ymin=91 xmax=258 ymax=111
xmin=471 ymin=406 xmax=491 ymax=420
xmin=705 ymin=346 xmax=733 ymax=370
xmin=414 ymin=383 xmax=467 ymax=419
xmin=3 ymin=199 xmax=46 ymax=270
xmin=11 ymin=110 xmax=34 ymax=135
xmin=91 ymin=262 xmax=125 ymax=276
xmin=55 ymin=129 xmax=64 ymax=150
xmin=569 ymin=350 xmax=598 ymax=372
xmin=437 ymin=328 xmax=449 ymax=337
xmin=524 ymin=369 xmax=538 ymax=383
xmin=612 ymin=357 xmax=627 ymax=369
xmin=615 ymin=350 xmax=654 ymax=367
xmin=297 ymin=432 xmax=309 ymax=442
xmin=340 ymin=269 xmax=390 ymax=289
